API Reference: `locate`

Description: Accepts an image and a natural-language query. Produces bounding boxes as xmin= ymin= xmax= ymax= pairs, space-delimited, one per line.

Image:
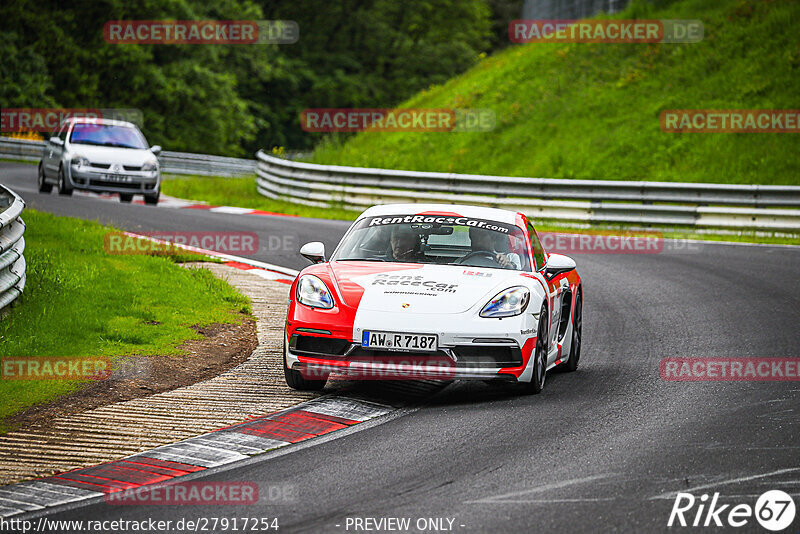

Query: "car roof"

xmin=358 ymin=203 xmax=523 ymax=226
xmin=62 ymin=117 xmax=137 ymax=128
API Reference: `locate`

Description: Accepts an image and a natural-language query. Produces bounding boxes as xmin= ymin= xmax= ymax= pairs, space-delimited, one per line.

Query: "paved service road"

xmin=3 ymin=161 xmax=799 ymax=533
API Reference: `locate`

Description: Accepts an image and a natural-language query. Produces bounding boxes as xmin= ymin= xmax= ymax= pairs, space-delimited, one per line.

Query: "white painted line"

xmin=0 ymin=496 xmax=43 ymax=510
xmin=131 ymin=442 xmax=249 ymax=468
xmin=20 ymin=481 xmax=103 ymax=498
xmin=0 ymin=487 xmax=83 ymax=508
xmin=0 ymin=506 xmax=22 ymax=517
xmin=467 ymin=497 xmax=617 ymax=504
xmin=649 ymin=467 xmax=800 ymax=500
xmin=187 ymin=432 xmax=288 ymax=455
xmin=209 ymin=206 xmax=256 ymax=215
xmin=120 ymin=230 xmax=299 ymax=278
xmin=464 ymin=474 xmax=610 ymax=503
xmin=301 ymin=396 xmax=394 ymax=422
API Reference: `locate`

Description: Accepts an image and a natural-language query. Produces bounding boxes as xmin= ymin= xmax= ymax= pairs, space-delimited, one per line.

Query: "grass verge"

xmin=0 ymin=209 xmax=251 ymax=431
xmin=161 ymin=173 xmax=356 ymax=220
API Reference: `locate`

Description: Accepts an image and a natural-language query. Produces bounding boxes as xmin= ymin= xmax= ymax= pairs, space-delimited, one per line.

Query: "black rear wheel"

xmin=38 ymin=164 xmax=53 ymax=193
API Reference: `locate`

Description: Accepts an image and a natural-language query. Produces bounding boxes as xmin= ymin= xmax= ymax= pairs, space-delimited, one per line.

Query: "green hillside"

xmin=311 ymin=0 xmax=800 ymax=185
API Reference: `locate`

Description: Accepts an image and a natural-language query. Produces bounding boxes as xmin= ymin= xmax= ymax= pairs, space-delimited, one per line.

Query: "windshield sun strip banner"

xmin=362 ymin=215 xmax=515 ymax=234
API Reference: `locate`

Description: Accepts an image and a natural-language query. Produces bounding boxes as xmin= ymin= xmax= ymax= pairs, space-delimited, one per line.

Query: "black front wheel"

xmin=523 ymin=303 xmax=549 ymax=394
xmin=144 ymin=190 xmax=160 ymax=205
xmin=283 ymin=340 xmax=328 ymax=391
xmin=57 ymin=167 xmax=73 ymax=196
xmin=119 ymin=193 xmax=133 ymax=203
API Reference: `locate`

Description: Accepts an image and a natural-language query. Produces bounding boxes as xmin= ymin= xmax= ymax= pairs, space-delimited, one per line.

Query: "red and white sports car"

xmin=284 ymin=204 xmax=583 ymax=394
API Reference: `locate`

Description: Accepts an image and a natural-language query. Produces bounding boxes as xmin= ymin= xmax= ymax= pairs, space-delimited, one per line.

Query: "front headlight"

xmin=296 ymin=275 xmax=334 ymax=309
xmin=142 ymin=161 xmax=158 ymax=172
xmin=480 ymin=286 xmax=530 ymax=318
xmin=71 ymin=156 xmax=90 ymax=168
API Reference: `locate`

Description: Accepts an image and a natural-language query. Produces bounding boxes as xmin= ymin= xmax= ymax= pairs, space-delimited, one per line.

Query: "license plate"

xmin=102 ymin=174 xmax=129 ymax=182
xmin=361 ymin=331 xmax=438 ymax=352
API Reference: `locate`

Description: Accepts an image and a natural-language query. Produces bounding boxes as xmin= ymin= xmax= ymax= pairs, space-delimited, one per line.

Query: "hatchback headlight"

xmin=480 ymin=286 xmax=530 ymax=318
xmin=296 ymin=275 xmax=334 ymax=309
xmin=142 ymin=161 xmax=158 ymax=172
xmin=71 ymin=156 xmax=90 ymax=168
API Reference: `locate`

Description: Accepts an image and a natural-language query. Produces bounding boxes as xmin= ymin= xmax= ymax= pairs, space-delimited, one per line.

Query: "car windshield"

xmin=69 ymin=123 xmax=149 ymax=149
xmin=333 ymin=214 xmax=531 ymax=271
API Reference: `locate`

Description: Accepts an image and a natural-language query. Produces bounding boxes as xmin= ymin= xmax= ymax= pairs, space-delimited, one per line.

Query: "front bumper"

xmin=285 ymin=331 xmax=533 ymax=381
xmin=68 ymin=165 xmax=160 ymax=194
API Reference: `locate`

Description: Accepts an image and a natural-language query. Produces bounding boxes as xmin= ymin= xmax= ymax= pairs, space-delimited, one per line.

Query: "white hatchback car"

xmin=38 ymin=117 xmax=162 ymax=204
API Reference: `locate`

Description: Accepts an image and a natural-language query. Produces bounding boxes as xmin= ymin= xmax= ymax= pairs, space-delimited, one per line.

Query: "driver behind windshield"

xmin=467 ymin=227 xmax=521 ymax=269
xmin=388 ymin=227 xmax=425 ymax=263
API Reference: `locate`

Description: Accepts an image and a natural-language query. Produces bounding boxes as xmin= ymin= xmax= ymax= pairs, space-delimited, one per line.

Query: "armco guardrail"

xmin=0 ymin=137 xmax=255 ymax=177
xmin=0 ymin=185 xmax=26 ymax=313
xmin=3 ymin=135 xmax=798 ymax=231
xmin=255 ymin=151 xmax=800 ymax=232
xmin=157 ymin=150 xmax=255 ymax=177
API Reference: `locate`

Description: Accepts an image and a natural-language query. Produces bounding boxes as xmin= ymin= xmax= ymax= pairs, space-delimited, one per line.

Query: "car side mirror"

xmin=150 ymin=145 xmax=162 ymax=156
xmin=49 ymin=137 xmax=64 ymax=146
xmin=300 ymin=241 xmax=325 ymax=264
xmin=543 ymin=253 xmax=576 ymax=279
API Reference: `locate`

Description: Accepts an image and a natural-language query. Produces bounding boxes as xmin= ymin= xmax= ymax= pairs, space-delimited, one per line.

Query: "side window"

xmin=58 ymin=122 xmax=69 ymax=142
xmin=527 ymin=222 xmax=546 ymax=270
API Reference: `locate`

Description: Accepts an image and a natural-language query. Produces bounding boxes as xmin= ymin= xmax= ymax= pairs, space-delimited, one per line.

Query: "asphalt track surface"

xmin=3 ymin=161 xmax=799 ymax=533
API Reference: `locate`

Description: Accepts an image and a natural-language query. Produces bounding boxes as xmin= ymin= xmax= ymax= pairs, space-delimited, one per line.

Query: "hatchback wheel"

xmin=38 ymin=164 xmax=53 ymax=193
xmin=57 ymin=167 xmax=73 ymax=196
xmin=144 ymin=190 xmax=160 ymax=205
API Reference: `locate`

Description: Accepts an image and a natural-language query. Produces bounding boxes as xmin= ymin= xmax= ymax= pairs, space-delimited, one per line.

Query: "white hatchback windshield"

xmin=69 ymin=123 xmax=149 ymax=150
xmin=333 ymin=214 xmax=531 ymax=271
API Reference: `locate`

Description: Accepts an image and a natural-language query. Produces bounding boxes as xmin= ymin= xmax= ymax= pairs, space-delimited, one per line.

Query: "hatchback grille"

xmin=123 ymin=165 xmax=142 ymax=171
xmin=89 ymin=180 xmax=141 ymax=190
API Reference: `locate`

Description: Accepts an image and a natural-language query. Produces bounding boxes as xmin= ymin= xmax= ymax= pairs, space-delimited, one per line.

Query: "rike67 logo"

xmin=669 ymin=490 xmax=796 ymax=531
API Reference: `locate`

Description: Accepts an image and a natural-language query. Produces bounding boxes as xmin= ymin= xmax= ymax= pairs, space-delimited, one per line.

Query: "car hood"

xmin=328 ymin=261 xmax=524 ymax=314
xmin=66 ymin=144 xmax=156 ymax=166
